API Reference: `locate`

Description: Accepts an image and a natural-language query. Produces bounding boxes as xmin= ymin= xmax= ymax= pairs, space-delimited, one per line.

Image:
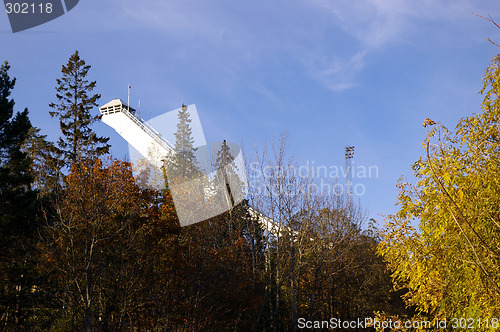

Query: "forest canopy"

xmin=2 ymin=49 xmax=500 ymax=331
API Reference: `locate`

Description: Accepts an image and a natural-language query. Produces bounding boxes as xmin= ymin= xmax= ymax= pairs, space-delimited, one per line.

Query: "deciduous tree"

xmin=39 ymin=159 xmax=146 ymax=331
xmin=378 ymin=55 xmax=500 ymax=321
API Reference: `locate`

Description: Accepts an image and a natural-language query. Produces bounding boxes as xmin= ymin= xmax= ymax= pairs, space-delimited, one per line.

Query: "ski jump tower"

xmin=99 ymin=98 xmax=174 ymax=169
xmin=99 ymin=98 xmax=292 ymax=235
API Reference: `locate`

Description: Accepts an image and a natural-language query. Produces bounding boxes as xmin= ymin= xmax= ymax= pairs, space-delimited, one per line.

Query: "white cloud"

xmin=88 ymin=0 xmax=500 ymax=95
xmin=302 ymin=0 xmax=482 ymax=91
xmin=310 ymin=0 xmax=475 ymax=47
xmin=304 ymin=51 xmax=367 ymax=92
xmin=116 ymin=1 xmax=228 ymax=44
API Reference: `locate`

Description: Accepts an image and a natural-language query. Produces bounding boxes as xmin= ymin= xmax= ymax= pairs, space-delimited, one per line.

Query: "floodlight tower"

xmin=345 ymin=146 xmax=355 ymax=197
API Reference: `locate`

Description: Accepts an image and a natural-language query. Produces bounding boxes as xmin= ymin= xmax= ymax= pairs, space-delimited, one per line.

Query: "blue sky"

xmin=2 ymin=0 xmax=500 ymax=222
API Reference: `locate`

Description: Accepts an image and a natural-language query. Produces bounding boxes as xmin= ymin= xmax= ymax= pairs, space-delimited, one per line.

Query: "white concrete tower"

xmin=99 ymin=98 xmax=174 ymax=169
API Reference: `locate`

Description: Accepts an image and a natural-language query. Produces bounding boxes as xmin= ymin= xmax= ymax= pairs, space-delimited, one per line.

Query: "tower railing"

xmin=114 ymin=104 xmax=175 ymax=153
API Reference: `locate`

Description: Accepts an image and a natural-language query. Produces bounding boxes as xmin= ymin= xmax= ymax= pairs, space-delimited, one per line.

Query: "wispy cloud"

xmin=301 ymin=0 xmax=481 ymax=91
xmin=302 ymin=51 xmax=367 ymax=91
xmin=116 ymin=1 xmax=229 ymax=44
xmin=89 ymin=0 xmax=498 ymax=95
xmin=310 ymin=0 xmax=476 ymax=46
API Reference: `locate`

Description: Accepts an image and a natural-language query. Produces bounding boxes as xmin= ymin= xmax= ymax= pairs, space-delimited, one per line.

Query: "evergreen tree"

xmin=164 ymin=104 xmax=200 ymax=182
xmin=0 ymin=61 xmax=16 ymax=164
xmin=0 ymin=61 xmax=39 ymax=329
xmin=22 ymin=126 xmax=61 ymax=195
xmin=214 ymin=139 xmax=246 ymax=208
xmin=49 ymin=51 xmax=109 ymax=166
xmin=0 ymin=60 xmax=36 ymax=238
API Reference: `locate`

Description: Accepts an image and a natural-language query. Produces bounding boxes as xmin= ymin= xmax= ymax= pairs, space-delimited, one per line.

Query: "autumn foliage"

xmin=1 ymin=53 xmax=406 ymax=331
xmin=377 ymin=55 xmax=500 ymax=328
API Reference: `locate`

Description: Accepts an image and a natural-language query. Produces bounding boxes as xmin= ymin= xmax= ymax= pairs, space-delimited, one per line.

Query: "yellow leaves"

xmin=441 ymin=172 xmax=451 ymax=184
xmin=380 ymin=53 xmax=500 ymax=322
xmin=422 ymin=118 xmax=436 ymax=127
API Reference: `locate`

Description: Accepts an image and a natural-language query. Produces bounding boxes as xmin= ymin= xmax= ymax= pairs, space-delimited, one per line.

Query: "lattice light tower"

xmin=345 ymin=146 xmax=355 ymax=197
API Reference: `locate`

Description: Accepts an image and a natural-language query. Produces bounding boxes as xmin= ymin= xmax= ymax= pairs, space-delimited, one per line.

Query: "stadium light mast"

xmin=345 ymin=146 xmax=355 ymax=197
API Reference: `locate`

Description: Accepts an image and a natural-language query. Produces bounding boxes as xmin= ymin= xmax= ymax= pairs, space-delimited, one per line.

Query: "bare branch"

xmin=488 ymin=38 xmax=500 ymax=48
xmin=471 ymin=11 xmax=500 ymax=29
xmin=472 ymin=12 xmax=500 ymax=47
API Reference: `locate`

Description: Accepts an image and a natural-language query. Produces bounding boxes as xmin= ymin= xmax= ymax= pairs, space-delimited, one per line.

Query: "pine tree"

xmin=164 ymin=104 xmax=200 ymax=182
xmin=49 ymin=51 xmax=109 ymax=166
xmin=23 ymin=126 xmax=62 ymax=195
xmin=0 ymin=60 xmax=36 ymax=234
xmin=0 ymin=61 xmax=39 ymax=329
xmin=0 ymin=61 xmax=16 ymax=163
xmin=214 ymin=140 xmax=246 ymax=208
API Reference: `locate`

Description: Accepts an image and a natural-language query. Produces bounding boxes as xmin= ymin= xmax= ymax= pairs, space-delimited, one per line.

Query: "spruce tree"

xmin=165 ymin=104 xmax=200 ymax=182
xmin=49 ymin=51 xmax=109 ymax=166
xmin=23 ymin=126 xmax=61 ymax=195
xmin=0 ymin=61 xmax=39 ymax=329
xmin=0 ymin=61 xmax=36 ymax=233
xmin=214 ymin=140 xmax=245 ymax=207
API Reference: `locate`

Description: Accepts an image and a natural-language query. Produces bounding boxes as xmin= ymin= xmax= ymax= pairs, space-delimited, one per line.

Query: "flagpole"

xmin=127 ymin=84 xmax=130 ymax=111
